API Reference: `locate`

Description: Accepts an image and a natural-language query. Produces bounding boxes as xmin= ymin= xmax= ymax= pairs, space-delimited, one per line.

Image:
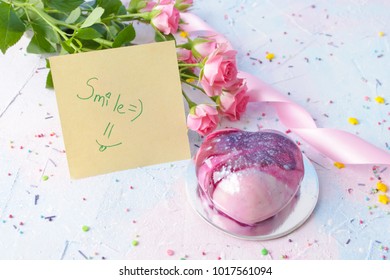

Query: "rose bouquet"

xmin=0 ymin=0 xmax=249 ymax=136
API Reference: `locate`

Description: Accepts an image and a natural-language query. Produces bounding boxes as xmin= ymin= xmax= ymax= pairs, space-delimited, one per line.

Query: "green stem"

xmin=53 ymin=19 xmax=77 ymax=30
xmin=179 ymin=63 xmax=203 ymax=68
xmin=28 ymin=6 xmax=81 ymax=52
xmin=104 ymin=12 xmax=150 ymax=21
xmin=182 ymin=80 xmax=206 ymax=94
xmin=93 ymin=38 xmax=113 ymax=48
xmin=182 ymin=91 xmax=197 ymax=109
xmin=23 ymin=7 xmax=31 ymax=22
xmin=152 ymin=25 xmax=167 ymax=41
xmin=28 ymin=6 xmax=67 ymax=39
xmin=180 ymin=73 xmax=199 ymax=80
xmin=177 ymin=42 xmax=192 ymax=49
xmin=3 ymin=0 xmax=28 ymax=7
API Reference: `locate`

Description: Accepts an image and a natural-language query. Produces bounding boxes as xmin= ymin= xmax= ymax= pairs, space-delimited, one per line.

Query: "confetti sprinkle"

xmin=186 ymin=78 xmax=195 ymax=83
xmin=132 ymin=240 xmax=139 ymax=246
xmin=78 ymin=250 xmax=88 ymax=259
xmin=348 ymin=117 xmax=359 ymax=125
xmin=334 ymin=162 xmax=345 ymax=169
xmin=42 ymin=175 xmax=49 ymax=181
xmin=378 ymin=194 xmax=389 ymax=204
xmin=379 ymin=31 xmax=385 ymax=37
xmin=44 ymin=215 xmax=56 ymax=222
xmin=377 ymin=182 xmax=388 ymax=193
xmin=34 ymin=195 xmax=39 ymax=205
xmin=261 ymin=248 xmax=269 ymax=256
xmin=265 ymin=53 xmax=275 ymax=61
xmin=82 ymin=225 xmax=90 ymax=232
xmin=374 ymin=96 xmax=385 ymax=104
xmin=180 ymin=31 xmax=188 ymax=38
xmin=167 ymin=249 xmax=175 ymax=256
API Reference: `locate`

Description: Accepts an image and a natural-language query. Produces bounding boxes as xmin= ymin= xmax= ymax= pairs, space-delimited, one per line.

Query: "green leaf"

xmin=78 ymin=39 xmax=101 ymax=49
xmin=128 ymin=0 xmax=147 ymax=13
xmin=80 ymin=7 xmax=104 ymax=28
xmin=0 ymin=2 xmax=26 ymax=54
xmin=27 ymin=33 xmax=56 ymax=54
xmin=97 ymin=0 xmax=123 ymax=17
xmin=81 ymin=40 xmax=101 ymax=50
xmin=65 ymin=7 xmax=81 ymax=24
xmin=46 ymin=70 xmax=54 ymax=89
xmin=30 ymin=17 xmax=59 ymax=44
xmin=45 ymin=58 xmax=54 ymax=88
xmin=81 ymin=1 xmax=98 ymax=10
xmin=117 ymin=5 xmax=127 ymax=16
xmin=113 ymin=24 xmax=135 ymax=48
xmin=43 ymin=0 xmax=84 ymax=13
xmin=154 ymin=32 xmax=175 ymax=43
xmin=60 ymin=41 xmax=75 ymax=54
xmin=107 ymin=25 xmax=119 ymax=40
xmin=75 ymin=27 xmax=102 ymax=39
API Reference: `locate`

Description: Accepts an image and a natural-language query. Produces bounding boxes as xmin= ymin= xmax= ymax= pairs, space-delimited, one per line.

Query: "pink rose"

xmin=151 ymin=4 xmax=180 ymax=35
xmin=218 ymin=84 xmax=249 ymax=121
xmin=193 ymin=39 xmax=217 ymax=58
xmin=176 ymin=0 xmax=193 ymax=5
xmin=159 ymin=0 xmax=174 ymax=4
xmin=177 ymin=48 xmax=197 ymax=64
xmin=142 ymin=1 xmax=157 ymax=12
xmin=187 ymin=104 xmax=219 ymax=136
xmin=141 ymin=1 xmax=174 ymax=12
xmin=225 ymin=77 xmax=244 ymax=92
xmin=175 ymin=0 xmax=193 ymax=11
xmin=200 ymin=45 xmax=238 ymax=96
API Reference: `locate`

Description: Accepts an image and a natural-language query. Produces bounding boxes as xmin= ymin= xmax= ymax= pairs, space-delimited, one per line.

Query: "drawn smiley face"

xmin=95 ymin=122 xmax=122 ymax=152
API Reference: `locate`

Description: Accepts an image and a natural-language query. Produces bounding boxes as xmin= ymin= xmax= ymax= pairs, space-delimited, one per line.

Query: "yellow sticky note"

xmin=50 ymin=41 xmax=190 ymax=178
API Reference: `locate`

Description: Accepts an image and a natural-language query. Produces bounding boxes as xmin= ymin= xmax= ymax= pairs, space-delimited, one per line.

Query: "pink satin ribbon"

xmin=181 ymin=13 xmax=390 ymax=165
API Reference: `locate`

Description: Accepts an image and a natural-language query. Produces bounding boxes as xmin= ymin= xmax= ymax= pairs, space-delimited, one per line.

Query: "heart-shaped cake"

xmin=195 ymin=129 xmax=304 ymax=226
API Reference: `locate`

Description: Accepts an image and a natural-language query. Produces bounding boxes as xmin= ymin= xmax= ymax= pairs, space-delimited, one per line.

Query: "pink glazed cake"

xmin=195 ymin=129 xmax=305 ymax=227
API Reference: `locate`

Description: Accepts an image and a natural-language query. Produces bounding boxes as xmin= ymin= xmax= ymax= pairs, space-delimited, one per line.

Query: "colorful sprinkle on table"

xmin=348 ymin=117 xmax=359 ymax=125
xmin=378 ymin=194 xmax=389 ymax=204
xmin=377 ymin=182 xmax=388 ymax=192
xmin=180 ymin=31 xmax=188 ymax=38
xmin=261 ymin=248 xmax=269 ymax=256
xmin=42 ymin=175 xmax=49 ymax=181
xmin=167 ymin=249 xmax=175 ymax=256
xmin=374 ymin=96 xmax=385 ymax=104
xmin=334 ymin=162 xmax=345 ymax=169
xmin=82 ymin=225 xmax=90 ymax=232
xmin=132 ymin=240 xmax=139 ymax=246
xmin=265 ymin=53 xmax=275 ymax=61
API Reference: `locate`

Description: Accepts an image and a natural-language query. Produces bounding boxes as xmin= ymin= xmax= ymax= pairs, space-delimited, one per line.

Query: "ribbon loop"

xmin=181 ymin=13 xmax=390 ymax=165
